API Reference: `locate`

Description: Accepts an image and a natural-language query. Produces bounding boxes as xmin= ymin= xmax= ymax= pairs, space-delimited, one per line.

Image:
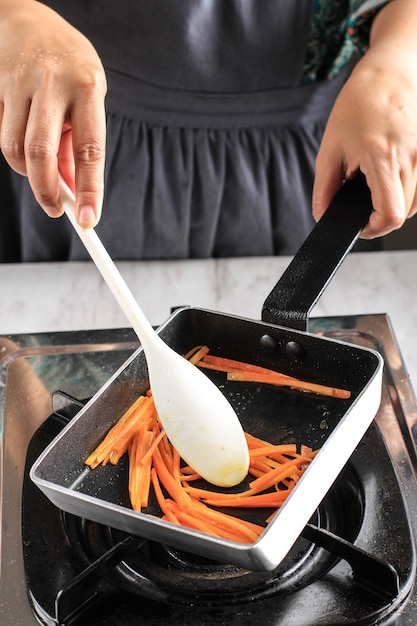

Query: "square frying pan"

xmin=31 ymin=175 xmax=383 ymax=571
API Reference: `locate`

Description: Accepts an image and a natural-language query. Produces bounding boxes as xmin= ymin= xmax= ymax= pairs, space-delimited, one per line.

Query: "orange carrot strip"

xmin=86 ymin=395 xmax=155 ymax=467
xmin=150 ymin=469 xmax=179 ymax=523
xmin=185 ymin=345 xmax=210 ymax=365
xmin=128 ymin=426 xmax=153 ymax=510
xmin=138 ymin=426 xmax=166 ymax=467
xmin=249 ymin=456 xmax=313 ymax=494
xmin=128 ymin=437 xmax=139 ymax=508
xmin=109 ymin=397 xmax=156 ymax=464
xmin=245 ymin=432 xmax=276 ymax=448
xmin=189 ymin=500 xmax=263 ymax=542
xmin=179 ymin=467 xmax=201 ymax=482
xmin=247 ymin=467 xmax=267 ymax=479
xmin=158 ymin=434 xmax=174 ymax=473
xmin=135 ymin=430 xmax=154 ymax=509
xmin=166 ymin=502 xmax=223 ymax=537
xmin=172 ymin=447 xmax=181 ymax=483
xmin=152 ymin=444 xmax=191 ymax=508
xmin=85 ymin=398 xmax=147 ymax=467
xmin=249 ymin=444 xmax=298 ymax=458
xmin=202 ymin=490 xmax=291 ymax=508
xmin=227 ymin=370 xmax=351 ymax=399
xmin=199 ymin=354 xmax=273 ymax=374
xmin=198 ymin=353 xmax=351 ymax=399
xmin=249 ymin=458 xmax=275 ymax=475
xmin=185 ymin=484 xmax=254 ymax=501
xmin=168 ymin=500 xmax=263 ymax=543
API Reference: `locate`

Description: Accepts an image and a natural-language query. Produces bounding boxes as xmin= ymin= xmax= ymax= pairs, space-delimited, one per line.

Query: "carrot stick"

xmin=249 ymin=444 xmax=299 ymax=457
xmin=168 ymin=500 xmax=262 ymax=543
xmin=165 ymin=502 xmax=220 ymax=537
xmin=151 ymin=469 xmax=179 ymax=523
xmin=136 ymin=430 xmax=154 ymax=509
xmin=128 ymin=437 xmax=139 ymax=508
xmin=202 ymin=490 xmax=291 ymax=508
xmin=152 ymin=444 xmax=191 ymax=509
xmin=178 ymin=467 xmax=201 ymax=482
xmin=227 ymin=370 xmax=351 ymax=399
xmin=196 ymin=352 xmax=351 ymax=399
xmin=184 ymin=345 xmax=210 ymax=365
xmin=85 ymin=395 xmax=155 ymax=467
xmin=189 ymin=500 xmax=263 ymax=542
xmin=249 ymin=456 xmax=314 ymax=494
xmin=184 ymin=484 xmax=254 ymax=501
xmin=138 ymin=425 xmax=166 ymax=467
xmin=128 ymin=426 xmax=154 ymax=510
xmin=109 ymin=397 xmax=156 ymax=464
xmin=199 ymin=354 xmax=273 ymax=374
xmin=86 ymin=344 xmax=323 ymax=544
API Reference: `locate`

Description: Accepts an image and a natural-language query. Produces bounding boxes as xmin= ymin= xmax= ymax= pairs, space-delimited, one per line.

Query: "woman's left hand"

xmin=312 ymin=0 xmax=417 ymax=239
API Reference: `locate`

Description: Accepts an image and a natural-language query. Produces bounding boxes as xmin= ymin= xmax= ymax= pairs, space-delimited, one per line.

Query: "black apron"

xmin=0 ymin=1 xmax=377 ymax=262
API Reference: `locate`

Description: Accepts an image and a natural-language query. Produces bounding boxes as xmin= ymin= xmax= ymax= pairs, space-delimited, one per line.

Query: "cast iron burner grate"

xmin=22 ymin=392 xmax=414 ymax=626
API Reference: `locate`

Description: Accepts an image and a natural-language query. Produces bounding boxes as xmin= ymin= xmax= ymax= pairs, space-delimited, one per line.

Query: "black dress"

xmin=0 ymin=1 xmax=380 ymax=262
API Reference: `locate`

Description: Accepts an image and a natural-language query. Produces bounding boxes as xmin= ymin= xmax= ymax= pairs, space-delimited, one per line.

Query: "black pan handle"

xmin=262 ymin=173 xmax=373 ymax=331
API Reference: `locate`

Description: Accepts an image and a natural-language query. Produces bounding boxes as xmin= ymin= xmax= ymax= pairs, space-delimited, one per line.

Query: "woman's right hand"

xmin=0 ymin=0 xmax=107 ymax=227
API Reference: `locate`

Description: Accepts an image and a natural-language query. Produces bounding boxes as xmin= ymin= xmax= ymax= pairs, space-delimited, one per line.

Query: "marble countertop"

xmin=0 ymin=250 xmax=415 ymax=389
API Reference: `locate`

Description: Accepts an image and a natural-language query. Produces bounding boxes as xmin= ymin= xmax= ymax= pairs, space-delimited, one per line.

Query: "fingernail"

xmin=78 ymin=205 xmax=97 ymax=227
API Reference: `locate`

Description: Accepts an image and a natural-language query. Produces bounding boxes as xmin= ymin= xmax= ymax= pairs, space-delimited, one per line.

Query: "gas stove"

xmin=1 ymin=315 xmax=417 ymax=625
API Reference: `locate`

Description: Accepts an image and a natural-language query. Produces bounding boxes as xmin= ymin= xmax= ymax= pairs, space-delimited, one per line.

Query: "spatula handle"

xmin=59 ymin=176 xmax=155 ymax=345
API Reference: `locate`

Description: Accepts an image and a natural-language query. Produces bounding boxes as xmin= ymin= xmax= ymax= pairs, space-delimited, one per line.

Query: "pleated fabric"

xmin=0 ymin=1 xmax=379 ymax=262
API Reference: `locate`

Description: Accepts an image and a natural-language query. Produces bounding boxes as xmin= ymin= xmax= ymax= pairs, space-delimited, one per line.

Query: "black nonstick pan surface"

xmin=31 ymin=175 xmax=383 ymax=571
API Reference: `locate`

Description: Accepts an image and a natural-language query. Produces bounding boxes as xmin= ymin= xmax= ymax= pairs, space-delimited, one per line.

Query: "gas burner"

xmin=60 ymin=462 xmax=361 ymax=605
xmin=22 ymin=390 xmax=412 ymax=625
xmin=3 ymin=316 xmax=417 ymax=625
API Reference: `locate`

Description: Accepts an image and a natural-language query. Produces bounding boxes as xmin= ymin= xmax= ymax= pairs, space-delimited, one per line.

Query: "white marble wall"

xmin=0 ymin=250 xmax=416 ymax=388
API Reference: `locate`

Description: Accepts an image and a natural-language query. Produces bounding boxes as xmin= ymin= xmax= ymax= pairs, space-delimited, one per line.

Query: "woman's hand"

xmin=0 ymin=0 xmax=107 ymax=227
xmin=313 ymin=0 xmax=417 ymax=239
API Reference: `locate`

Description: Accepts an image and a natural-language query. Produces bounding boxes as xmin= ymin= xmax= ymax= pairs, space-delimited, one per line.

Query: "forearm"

xmin=367 ymin=0 xmax=417 ymax=78
xmin=370 ymin=0 xmax=417 ymax=50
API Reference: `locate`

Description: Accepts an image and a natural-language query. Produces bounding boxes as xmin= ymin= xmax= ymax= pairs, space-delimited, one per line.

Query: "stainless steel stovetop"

xmin=1 ymin=314 xmax=417 ymax=625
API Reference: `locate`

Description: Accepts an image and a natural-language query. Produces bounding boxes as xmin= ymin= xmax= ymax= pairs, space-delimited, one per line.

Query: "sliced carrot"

xmin=184 ymin=484 xmax=254 ymax=501
xmin=198 ymin=354 xmax=273 ymax=374
xmin=152 ymin=444 xmax=191 ymax=509
xmin=136 ymin=430 xmax=154 ymax=509
xmin=185 ymin=345 xmax=210 ymax=365
xmin=249 ymin=455 xmax=315 ymax=494
xmin=151 ymin=469 xmax=178 ymax=523
xmin=138 ymin=425 xmax=166 ymax=468
xmin=227 ymin=370 xmax=351 ymax=399
xmin=197 ymin=353 xmax=351 ymax=399
xmin=165 ymin=502 xmax=220 ymax=537
xmin=202 ymin=490 xmax=291 ymax=508
xmin=249 ymin=444 xmax=298 ymax=457
xmin=109 ymin=397 xmax=156 ymax=464
xmin=86 ymin=344 xmax=325 ymax=544
xmin=85 ymin=395 xmax=155 ymax=468
xmin=192 ymin=500 xmax=264 ymax=539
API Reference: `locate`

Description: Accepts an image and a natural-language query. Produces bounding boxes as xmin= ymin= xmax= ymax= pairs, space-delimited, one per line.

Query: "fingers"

xmin=23 ymin=91 xmax=66 ymax=218
xmin=358 ymin=167 xmax=406 ymax=239
xmin=0 ymin=69 xmax=106 ymax=226
xmin=21 ymin=68 xmax=107 ymax=227
xmin=69 ymin=75 xmax=107 ymax=227
xmin=313 ymin=131 xmax=417 ymax=240
xmin=0 ymin=74 xmax=31 ymax=177
xmin=0 ymin=3 xmax=107 ymax=227
xmin=313 ymin=150 xmax=417 ymax=240
xmin=312 ymin=154 xmax=346 ymax=224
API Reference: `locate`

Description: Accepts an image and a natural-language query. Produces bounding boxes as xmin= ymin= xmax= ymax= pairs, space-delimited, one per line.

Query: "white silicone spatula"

xmin=59 ymin=177 xmax=249 ymax=487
